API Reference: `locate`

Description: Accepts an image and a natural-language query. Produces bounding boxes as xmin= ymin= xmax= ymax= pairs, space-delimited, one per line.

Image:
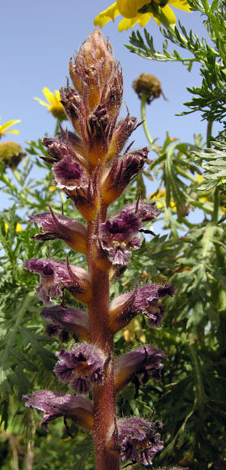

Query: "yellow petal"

xmin=169 ymin=0 xmax=191 ymax=11
xmin=4 ymin=130 xmax=19 ymax=135
xmin=94 ymin=3 xmax=119 ymax=27
xmin=117 ymin=0 xmax=149 ymax=18
xmin=137 ymin=12 xmax=153 ymax=27
xmin=118 ymin=16 xmax=138 ymax=31
xmin=34 ymin=97 xmax=50 ymax=109
xmin=0 ymin=120 xmax=21 ymax=132
xmin=42 ymin=87 xmax=55 ymax=104
xmin=162 ymin=4 xmax=176 ymax=23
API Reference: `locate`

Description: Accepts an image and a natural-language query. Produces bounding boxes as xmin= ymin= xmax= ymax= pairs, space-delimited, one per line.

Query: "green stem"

xmin=206 ymin=120 xmax=213 ymax=148
xmin=212 ymin=187 xmax=219 ymax=223
xmin=141 ymin=92 xmax=153 ymax=146
xmin=187 ymin=344 xmax=204 ymax=416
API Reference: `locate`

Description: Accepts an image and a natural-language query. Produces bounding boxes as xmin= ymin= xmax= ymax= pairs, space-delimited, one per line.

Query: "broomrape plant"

xmin=23 ymin=30 xmax=174 ymax=469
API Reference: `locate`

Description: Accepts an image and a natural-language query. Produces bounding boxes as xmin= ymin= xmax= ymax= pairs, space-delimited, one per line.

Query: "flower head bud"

xmin=101 ymin=148 xmax=148 ymax=205
xmin=109 ymin=283 xmax=174 ymax=333
xmin=115 ymin=345 xmax=165 ymax=392
xmin=24 ymin=258 xmax=91 ymax=304
xmin=0 ymin=141 xmax=26 ymax=170
xmin=54 ymin=343 xmax=107 ymax=394
xmin=23 ymin=391 xmax=93 ymax=431
xmin=41 ymin=305 xmax=90 ymax=341
xmin=117 ymin=417 xmax=163 ymax=466
xmin=30 ymin=208 xmax=87 ymax=254
xmin=133 ymin=73 xmax=165 ymax=104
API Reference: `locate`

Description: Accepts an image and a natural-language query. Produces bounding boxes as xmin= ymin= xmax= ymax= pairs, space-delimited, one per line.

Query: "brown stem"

xmin=87 ymin=222 xmax=120 ymax=470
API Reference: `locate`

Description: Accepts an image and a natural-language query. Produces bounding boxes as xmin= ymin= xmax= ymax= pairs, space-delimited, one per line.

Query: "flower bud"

xmin=69 ymin=29 xmax=121 ymax=114
xmin=101 ymin=148 xmax=148 ymax=205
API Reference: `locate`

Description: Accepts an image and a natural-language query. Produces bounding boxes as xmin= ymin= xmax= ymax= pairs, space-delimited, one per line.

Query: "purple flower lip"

xmin=109 ymin=283 xmax=174 ymax=333
xmin=24 ymin=258 xmax=91 ymax=304
xmin=30 ymin=207 xmax=87 ymax=254
xmin=23 ymin=390 xmax=93 ymax=431
xmin=117 ymin=417 xmax=164 ymax=466
xmin=54 ymin=343 xmax=107 ymax=394
xmin=53 ymin=156 xmax=88 ymax=190
xmin=41 ymin=305 xmax=90 ymax=341
xmin=114 ymin=345 xmax=165 ymax=392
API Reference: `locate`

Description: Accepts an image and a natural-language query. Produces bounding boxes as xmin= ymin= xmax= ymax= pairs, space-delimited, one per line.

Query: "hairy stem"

xmin=86 ymin=211 xmax=119 ymax=470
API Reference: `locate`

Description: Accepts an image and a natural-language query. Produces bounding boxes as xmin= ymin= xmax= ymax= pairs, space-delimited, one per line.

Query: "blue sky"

xmin=0 ymin=0 xmax=218 ymax=209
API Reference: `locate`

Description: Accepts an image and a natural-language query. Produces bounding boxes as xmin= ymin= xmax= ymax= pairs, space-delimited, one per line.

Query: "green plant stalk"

xmin=212 ymin=187 xmax=219 ymax=223
xmin=187 ymin=343 xmax=204 ymax=417
xmin=141 ymin=92 xmax=153 ymax=146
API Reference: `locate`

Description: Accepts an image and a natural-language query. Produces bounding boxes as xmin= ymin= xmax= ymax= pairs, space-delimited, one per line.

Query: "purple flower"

xmin=114 ymin=345 xmax=165 ymax=392
xmin=54 ymin=343 xmax=107 ymax=394
xmin=42 ymin=133 xmax=87 ymax=169
xmin=41 ymin=305 xmax=90 ymax=341
xmin=23 ymin=390 xmax=93 ymax=431
xmin=53 ymin=156 xmax=88 ymax=190
xmin=117 ymin=417 xmax=163 ymax=466
xmin=102 ymin=212 xmax=141 ymax=243
xmin=125 ymin=201 xmax=159 ymax=222
xmin=24 ymin=258 xmax=91 ymax=304
xmin=101 ymin=148 xmax=148 ymax=205
xmin=109 ymin=283 xmax=174 ymax=333
xmin=94 ymin=202 xmax=159 ymax=272
xmin=30 ymin=208 xmax=87 ymax=254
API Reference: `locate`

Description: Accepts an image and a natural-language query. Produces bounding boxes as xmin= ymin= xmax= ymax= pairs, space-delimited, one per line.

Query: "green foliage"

xmin=128 ymin=0 xmax=226 ymax=132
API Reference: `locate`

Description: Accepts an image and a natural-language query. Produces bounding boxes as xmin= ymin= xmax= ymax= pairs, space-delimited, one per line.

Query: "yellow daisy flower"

xmin=0 ymin=118 xmax=21 ymax=139
xmin=94 ymin=0 xmax=191 ymax=31
xmin=34 ymin=87 xmax=67 ymax=120
xmin=151 ymin=189 xmax=176 ymax=209
xmin=4 ymin=222 xmax=22 ymax=232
